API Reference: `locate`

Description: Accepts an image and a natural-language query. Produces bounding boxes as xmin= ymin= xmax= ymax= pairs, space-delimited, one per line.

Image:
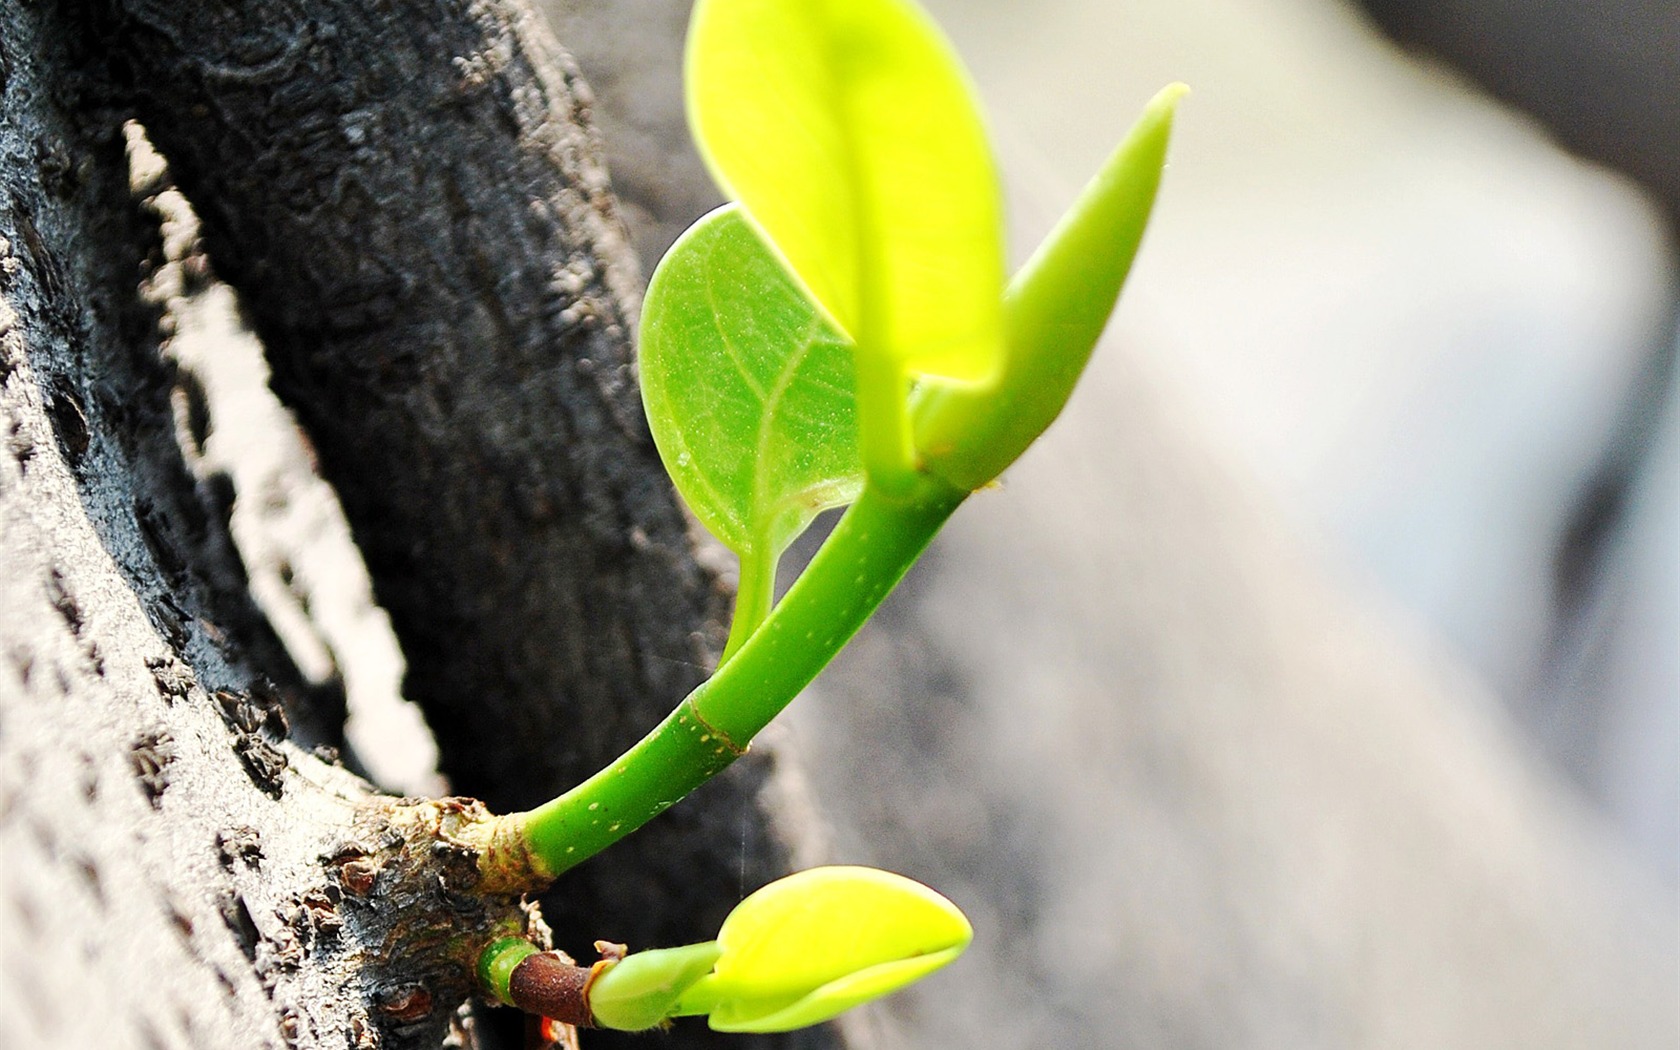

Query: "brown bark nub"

xmin=509 ymin=952 xmax=596 ymax=1028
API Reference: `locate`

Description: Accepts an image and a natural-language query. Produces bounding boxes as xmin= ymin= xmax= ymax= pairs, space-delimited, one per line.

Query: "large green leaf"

xmin=640 ymin=204 xmax=862 ymax=572
xmin=685 ymin=0 xmax=1005 ymax=391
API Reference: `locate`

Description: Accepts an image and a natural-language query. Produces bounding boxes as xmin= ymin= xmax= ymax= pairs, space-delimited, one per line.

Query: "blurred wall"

xmin=918 ymin=0 xmax=1678 ymax=877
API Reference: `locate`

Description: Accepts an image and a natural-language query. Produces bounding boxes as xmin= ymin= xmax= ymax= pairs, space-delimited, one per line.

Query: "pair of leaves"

xmin=639 ymin=0 xmax=1183 ymax=637
xmin=641 ymin=0 xmax=1004 ymax=637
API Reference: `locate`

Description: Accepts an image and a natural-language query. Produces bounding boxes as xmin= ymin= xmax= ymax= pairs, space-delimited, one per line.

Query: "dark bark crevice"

xmin=80 ymin=0 xmax=720 ymax=808
xmin=0 ymin=5 xmax=337 ymax=744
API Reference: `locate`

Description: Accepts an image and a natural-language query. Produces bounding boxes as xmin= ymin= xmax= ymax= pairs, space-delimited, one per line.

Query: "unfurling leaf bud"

xmin=583 ymin=866 xmax=971 ymax=1034
xmin=675 ymin=866 xmax=972 ymax=1033
xmin=588 ymin=942 xmax=723 ymax=1031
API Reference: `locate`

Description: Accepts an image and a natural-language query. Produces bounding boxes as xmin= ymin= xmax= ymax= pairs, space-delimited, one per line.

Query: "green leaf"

xmin=589 ymin=942 xmax=723 ymax=1032
xmin=685 ymin=0 xmax=1006 ymax=481
xmin=677 ymin=865 xmax=972 ymax=1032
xmin=914 ymin=83 xmax=1187 ymax=490
xmin=640 ymin=203 xmax=862 ymax=587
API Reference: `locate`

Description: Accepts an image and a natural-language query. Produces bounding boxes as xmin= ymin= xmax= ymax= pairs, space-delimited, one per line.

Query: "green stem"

xmin=479 ymin=937 xmax=541 ymax=1006
xmin=856 ymin=349 xmax=918 ymax=496
xmin=721 ymin=544 xmax=776 ymax=663
xmin=513 ymin=476 xmax=966 ymax=877
xmin=690 ymin=478 xmax=964 ymax=741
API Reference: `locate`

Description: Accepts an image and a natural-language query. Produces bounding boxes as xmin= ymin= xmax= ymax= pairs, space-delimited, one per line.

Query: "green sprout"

xmin=482 ymin=867 xmax=971 ymax=1033
xmin=473 ymin=0 xmax=1182 ymax=1033
xmin=674 ymin=865 xmax=972 ymax=1032
xmin=492 ymin=0 xmax=1183 ymax=882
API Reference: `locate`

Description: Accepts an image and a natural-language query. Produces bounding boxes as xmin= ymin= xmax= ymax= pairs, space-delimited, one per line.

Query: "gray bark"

xmin=1 ymin=4 xmax=535 ymax=1048
xmin=2 ymin=1 xmax=825 ymax=1048
xmin=73 ymin=1 xmax=828 ymax=1045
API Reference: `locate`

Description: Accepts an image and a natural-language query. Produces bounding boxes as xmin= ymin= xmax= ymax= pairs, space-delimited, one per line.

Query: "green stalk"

xmin=855 ymin=353 xmax=918 ymax=497
xmin=511 ymin=475 xmax=966 ymax=878
xmin=721 ymin=544 xmax=777 ymax=663
xmin=479 ymin=937 xmax=541 ymax=1006
xmin=690 ymin=477 xmax=963 ymax=740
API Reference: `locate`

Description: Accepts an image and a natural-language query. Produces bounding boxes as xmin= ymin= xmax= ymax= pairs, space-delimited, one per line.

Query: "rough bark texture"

xmin=4 ymin=2 xmax=828 ymax=1049
xmin=0 ymin=5 xmax=546 ymax=1048
xmin=540 ymin=0 xmax=723 ymax=276
xmin=77 ymin=0 xmax=715 ymax=811
xmin=64 ymin=5 xmax=829 ymax=1050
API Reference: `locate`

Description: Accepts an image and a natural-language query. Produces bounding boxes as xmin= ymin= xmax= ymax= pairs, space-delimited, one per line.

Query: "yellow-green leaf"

xmin=681 ymin=865 xmax=972 ymax=1032
xmin=685 ymin=0 xmax=1005 ymax=393
xmin=589 ymin=942 xmax=723 ymax=1032
xmin=915 ymin=84 xmax=1186 ymax=490
xmin=640 ymin=204 xmax=862 ymax=573
xmin=706 ymin=947 xmax=961 ymax=1033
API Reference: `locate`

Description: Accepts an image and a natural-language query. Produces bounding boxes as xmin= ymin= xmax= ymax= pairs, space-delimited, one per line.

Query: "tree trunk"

xmin=1 ymin=2 xmax=827 ymax=1048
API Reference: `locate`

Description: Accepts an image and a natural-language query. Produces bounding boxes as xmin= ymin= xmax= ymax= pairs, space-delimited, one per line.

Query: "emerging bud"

xmin=588 ymin=942 xmax=723 ymax=1031
xmin=673 ymin=865 xmax=972 ymax=1033
xmin=914 ymin=82 xmax=1186 ymax=491
xmin=554 ymin=866 xmax=972 ymax=1034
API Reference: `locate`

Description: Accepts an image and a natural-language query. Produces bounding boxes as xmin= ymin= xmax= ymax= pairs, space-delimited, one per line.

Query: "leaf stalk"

xmin=501 ymin=475 xmax=966 ymax=880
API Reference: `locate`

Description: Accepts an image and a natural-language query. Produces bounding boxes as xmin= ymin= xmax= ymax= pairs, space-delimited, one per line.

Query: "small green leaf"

xmin=640 ymin=203 xmax=862 ymax=593
xmin=685 ymin=0 xmax=1005 ymax=481
xmin=677 ymin=865 xmax=972 ymax=1033
xmin=915 ymin=83 xmax=1187 ymax=490
xmin=589 ymin=942 xmax=723 ymax=1032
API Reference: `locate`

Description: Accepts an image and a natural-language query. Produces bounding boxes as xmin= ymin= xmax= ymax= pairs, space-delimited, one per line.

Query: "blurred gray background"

xmin=920 ymin=0 xmax=1680 ymax=881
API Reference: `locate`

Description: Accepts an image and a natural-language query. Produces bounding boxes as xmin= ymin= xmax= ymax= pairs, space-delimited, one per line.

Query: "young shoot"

xmin=473 ymin=0 xmax=1182 ymax=1034
xmin=477 ymin=0 xmax=1181 ymax=887
xmin=481 ymin=867 xmax=971 ymax=1033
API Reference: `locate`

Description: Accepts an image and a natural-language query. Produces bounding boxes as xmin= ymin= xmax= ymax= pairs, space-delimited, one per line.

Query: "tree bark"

xmin=1 ymin=4 xmax=540 ymax=1047
xmin=65 ymin=3 xmax=832 ymax=1047
xmin=4 ymin=1 xmax=829 ymax=1048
